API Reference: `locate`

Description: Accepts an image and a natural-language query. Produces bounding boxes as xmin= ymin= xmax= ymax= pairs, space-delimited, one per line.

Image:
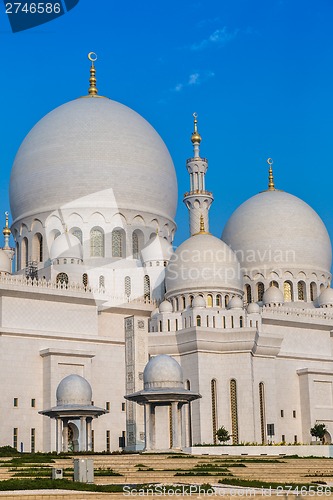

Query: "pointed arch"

xmin=132 ymin=229 xmax=144 ymax=259
xmin=70 ymin=227 xmax=83 ymax=244
xmin=257 ymin=282 xmax=264 ymax=302
xmin=21 ymin=237 xmax=28 ymax=268
xmin=284 ymin=281 xmax=293 ymax=302
xmin=144 ymin=275 xmax=150 ymax=300
xmin=32 ymin=233 xmax=43 ymax=262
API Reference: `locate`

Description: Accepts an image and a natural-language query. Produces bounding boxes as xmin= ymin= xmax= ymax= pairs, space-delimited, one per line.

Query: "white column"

xmin=172 ymin=402 xmax=181 ymax=450
xmin=80 ymin=417 xmax=87 ymax=452
xmin=56 ymin=418 xmax=62 ymax=454
xmin=144 ymin=404 xmax=155 ymax=451
xmin=86 ymin=418 xmax=92 ymax=451
xmin=62 ymin=419 xmax=69 ymax=452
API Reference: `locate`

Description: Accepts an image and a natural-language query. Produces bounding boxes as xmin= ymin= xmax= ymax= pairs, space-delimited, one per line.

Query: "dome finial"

xmin=199 ymin=214 xmax=205 ymax=232
xmin=87 ymin=52 xmax=98 ymax=96
xmin=3 ymin=211 xmax=11 ymax=249
xmin=191 ymin=112 xmax=202 ymax=158
xmin=267 ymin=158 xmax=275 ymax=191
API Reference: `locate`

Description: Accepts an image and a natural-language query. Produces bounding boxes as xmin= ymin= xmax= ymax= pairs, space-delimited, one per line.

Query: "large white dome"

xmin=165 ymin=233 xmax=243 ymax=296
xmin=56 ymin=374 xmax=92 ymax=406
xmin=222 ymin=190 xmax=332 ymax=276
xmin=9 ymin=97 xmax=177 ymax=223
xmin=144 ymin=355 xmax=183 ymax=389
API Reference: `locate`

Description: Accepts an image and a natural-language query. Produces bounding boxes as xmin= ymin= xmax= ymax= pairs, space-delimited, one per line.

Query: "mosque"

xmin=1 ymin=54 xmax=333 ymax=454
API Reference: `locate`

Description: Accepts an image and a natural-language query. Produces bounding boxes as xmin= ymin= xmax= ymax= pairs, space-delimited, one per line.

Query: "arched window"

xmin=159 ymin=320 xmax=162 ymax=332
xmin=21 ymin=237 xmax=28 ymax=268
xmin=207 ymin=294 xmax=213 ymax=307
xmin=132 ymin=230 xmax=144 ymax=259
xmin=112 ymin=229 xmax=125 ymax=258
xmin=240 ymin=316 xmax=243 ymax=327
xmin=245 ymin=284 xmax=252 ymax=304
xmin=310 ymin=282 xmax=317 ymax=301
xmin=182 ymin=296 xmax=186 ymax=310
xmin=225 ymin=295 xmax=229 ymax=307
xmin=71 ymin=228 xmax=82 ymax=244
xmin=259 ymin=382 xmax=266 ymax=444
xmin=189 ymin=295 xmax=194 ymax=306
xmin=99 ymin=275 xmax=105 ymax=288
xmin=211 ymin=379 xmax=218 ymax=444
xmin=82 ymin=273 xmax=88 ymax=288
xmin=56 ymin=272 xmax=68 ymax=286
xmin=230 ymin=379 xmax=239 ymax=444
xmin=90 ymin=228 xmax=104 ymax=257
xmin=297 ymin=281 xmax=306 ymax=301
xmin=196 ymin=315 xmax=201 ymax=327
xmin=32 ymin=233 xmax=43 ymax=262
xmin=269 ymin=280 xmax=279 ymax=288
xmin=174 ymin=298 xmax=179 ymax=311
xmin=216 ymin=294 xmax=221 ymax=307
xmin=284 ymin=281 xmax=293 ymax=301
xmin=125 ymin=276 xmax=131 ymax=297
xmin=257 ymin=282 xmax=264 ymax=302
xmin=144 ymin=275 xmax=150 ymax=300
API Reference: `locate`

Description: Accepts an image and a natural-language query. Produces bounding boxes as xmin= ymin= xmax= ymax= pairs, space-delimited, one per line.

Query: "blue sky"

xmin=1 ymin=0 xmax=333 ymax=254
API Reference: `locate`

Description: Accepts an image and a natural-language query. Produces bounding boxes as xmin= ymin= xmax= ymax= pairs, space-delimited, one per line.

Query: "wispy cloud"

xmin=191 ymin=27 xmax=238 ymax=50
xmin=173 ymin=71 xmax=215 ymax=92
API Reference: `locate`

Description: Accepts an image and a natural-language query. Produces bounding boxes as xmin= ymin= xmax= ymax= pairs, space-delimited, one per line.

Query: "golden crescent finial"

xmin=191 ymin=112 xmax=202 ymax=144
xmin=88 ymin=52 xmax=98 ymax=62
xmin=267 ymin=157 xmax=275 ymax=191
xmin=87 ymin=52 xmax=98 ymax=96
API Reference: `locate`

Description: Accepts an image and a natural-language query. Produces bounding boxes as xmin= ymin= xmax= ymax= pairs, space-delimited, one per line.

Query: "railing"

xmin=0 ymin=275 xmax=156 ymax=306
xmin=183 ymin=190 xmax=213 ymax=198
xmin=186 ymin=157 xmax=208 ymax=164
xmin=263 ymin=304 xmax=333 ymax=320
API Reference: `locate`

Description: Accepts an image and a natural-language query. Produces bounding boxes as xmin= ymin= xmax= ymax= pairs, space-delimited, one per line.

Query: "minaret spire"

xmin=267 ymin=158 xmax=275 ymax=191
xmin=88 ymin=52 xmax=98 ymax=96
xmin=183 ymin=113 xmax=214 ymax=236
xmin=3 ymin=211 xmax=11 ymax=249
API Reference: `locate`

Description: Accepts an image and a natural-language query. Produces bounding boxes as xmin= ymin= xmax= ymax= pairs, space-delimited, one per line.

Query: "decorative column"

xmin=56 ymin=418 xmax=62 ymax=454
xmin=86 ymin=418 xmax=93 ymax=451
xmin=62 ymin=419 xmax=69 ymax=452
xmin=171 ymin=402 xmax=182 ymax=450
xmin=144 ymin=404 xmax=156 ymax=451
xmin=183 ymin=114 xmax=214 ymax=236
xmin=80 ymin=417 xmax=87 ymax=451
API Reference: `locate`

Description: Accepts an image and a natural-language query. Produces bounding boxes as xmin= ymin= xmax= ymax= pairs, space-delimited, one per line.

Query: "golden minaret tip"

xmin=191 ymin=112 xmax=202 ymax=144
xmin=88 ymin=52 xmax=98 ymax=96
xmin=267 ymin=158 xmax=275 ymax=191
xmin=3 ymin=211 xmax=10 ymax=237
xmin=199 ymin=214 xmax=205 ymax=232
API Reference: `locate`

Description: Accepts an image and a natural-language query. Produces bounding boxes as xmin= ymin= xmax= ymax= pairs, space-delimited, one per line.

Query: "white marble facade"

xmin=1 ymin=64 xmax=333 ymax=453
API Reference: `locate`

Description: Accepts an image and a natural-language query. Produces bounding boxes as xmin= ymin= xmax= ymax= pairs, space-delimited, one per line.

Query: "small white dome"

xmin=263 ymin=286 xmax=284 ymax=306
xmin=318 ymin=288 xmax=333 ymax=308
xmin=141 ymin=234 xmax=173 ymax=263
xmin=56 ymin=374 xmax=92 ymax=406
xmin=50 ymin=233 xmax=82 ymax=261
xmin=144 ymin=354 xmax=183 ymax=389
xmin=247 ymin=302 xmax=260 ymax=314
xmin=0 ymin=250 xmax=11 ymax=274
xmin=227 ymin=296 xmax=244 ymax=309
xmin=165 ymin=233 xmax=243 ymax=297
xmin=192 ymin=295 xmax=206 ymax=308
xmin=159 ymin=300 xmax=173 ymax=313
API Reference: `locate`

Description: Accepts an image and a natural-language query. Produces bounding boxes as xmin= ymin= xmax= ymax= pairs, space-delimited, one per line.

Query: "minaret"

xmin=183 ymin=113 xmax=214 ymax=236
